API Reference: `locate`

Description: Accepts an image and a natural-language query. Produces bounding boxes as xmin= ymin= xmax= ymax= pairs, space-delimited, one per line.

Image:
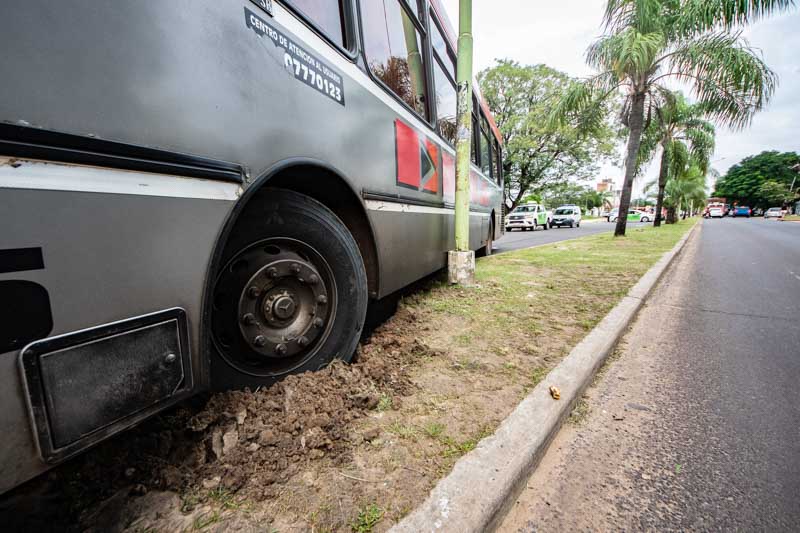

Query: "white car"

xmin=764 ymin=207 xmax=783 ymax=219
xmin=505 ymin=203 xmax=552 ymax=231
xmin=708 ymin=204 xmax=724 ymax=218
xmin=609 ymin=209 xmax=651 ymax=223
xmin=551 ymin=205 xmax=582 ymax=228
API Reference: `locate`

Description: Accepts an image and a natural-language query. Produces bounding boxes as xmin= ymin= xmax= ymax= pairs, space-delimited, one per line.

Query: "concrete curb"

xmin=391 ymin=222 xmax=700 ymax=533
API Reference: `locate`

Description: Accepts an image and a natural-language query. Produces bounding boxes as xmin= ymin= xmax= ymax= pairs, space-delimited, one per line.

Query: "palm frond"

xmin=676 ymin=0 xmax=796 ymax=34
xmin=666 ymin=139 xmax=690 ymax=179
xmin=548 ymin=72 xmax=621 ymax=127
xmin=668 ymin=31 xmax=777 ymax=129
xmin=603 ymin=0 xmax=680 ymax=33
xmin=588 ymin=28 xmax=665 ymax=78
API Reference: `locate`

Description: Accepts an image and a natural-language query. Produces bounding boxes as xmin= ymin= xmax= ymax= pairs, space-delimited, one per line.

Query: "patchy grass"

xmin=423 ymin=422 xmax=445 ymax=439
xmin=351 ymin=504 xmax=384 ymax=533
xmin=376 ymin=393 xmax=393 ymax=412
xmin=782 ymin=214 xmax=800 ymax=221
xmin=569 ymin=396 xmax=591 ymax=425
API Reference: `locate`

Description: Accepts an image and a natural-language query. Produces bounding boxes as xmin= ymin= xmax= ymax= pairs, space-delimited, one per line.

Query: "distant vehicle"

xmin=606 ymin=208 xmax=619 ymax=222
xmin=725 ymin=204 xmax=732 ymax=216
xmin=753 ymin=208 xmax=764 ymax=216
xmin=505 ymin=203 xmax=551 ymax=231
xmin=765 ymin=207 xmax=783 ymax=219
xmin=551 ymin=205 xmax=582 ymax=228
xmin=609 ymin=209 xmax=651 ymax=223
xmin=732 ymin=206 xmax=751 ymax=218
xmin=708 ymin=203 xmax=725 ymax=218
xmin=706 ymin=197 xmax=728 ymax=217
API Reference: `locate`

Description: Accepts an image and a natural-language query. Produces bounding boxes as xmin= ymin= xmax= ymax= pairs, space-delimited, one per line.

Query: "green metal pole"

xmin=454 ymin=0 xmax=473 ymax=252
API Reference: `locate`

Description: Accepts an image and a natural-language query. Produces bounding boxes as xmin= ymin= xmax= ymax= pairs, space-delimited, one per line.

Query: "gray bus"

xmin=0 ymin=0 xmax=503 ymax=493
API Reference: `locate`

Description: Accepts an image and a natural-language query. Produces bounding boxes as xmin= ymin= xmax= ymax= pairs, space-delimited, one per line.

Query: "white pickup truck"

xmin=505 ymin=203 xmax=552 ymax=231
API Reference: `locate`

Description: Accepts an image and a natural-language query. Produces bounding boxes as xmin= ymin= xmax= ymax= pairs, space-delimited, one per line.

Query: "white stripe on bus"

xmin=0 ymin=158 xmax=242 ymax=200
xmin=364 ymin=199 xmax=490 ymax=217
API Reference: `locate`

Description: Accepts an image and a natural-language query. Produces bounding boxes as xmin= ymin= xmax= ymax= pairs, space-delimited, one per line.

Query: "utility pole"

xmin=448 ymin=0 xmax=474 ymax=285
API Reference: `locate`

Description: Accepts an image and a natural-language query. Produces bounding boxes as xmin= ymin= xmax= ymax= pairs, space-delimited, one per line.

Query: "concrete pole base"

xmin=448 ymin=250 xmax=475 ymax=285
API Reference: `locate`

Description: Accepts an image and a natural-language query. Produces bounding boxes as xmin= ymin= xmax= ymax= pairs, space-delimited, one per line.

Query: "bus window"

xmin=287 ymin=0 xmax=347 ymax=47
xmin=471 ymin=93 xmax=480 ymax=165
xmin=493 ymin=140 xmax=502 ymax=185
xmin=480 ymin=127 xmax=492 ymax=177
xmin=361 ymin=0 xmax=428 ymax=117
xmin=432 ymin=60 xmax=457 ymax=145
xmin=429 ymin=14 xmax=455 ymax=79
xmin=402 ymin=0 xmax=421 ymax=19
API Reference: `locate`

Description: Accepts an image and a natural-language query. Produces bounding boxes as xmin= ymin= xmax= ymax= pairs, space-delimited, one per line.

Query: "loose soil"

xmin=0 ymin=221 xmax=696 ymax=532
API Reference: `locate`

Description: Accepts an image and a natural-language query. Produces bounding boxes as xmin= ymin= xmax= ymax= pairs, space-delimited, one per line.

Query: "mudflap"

xmin=19 ymin=308 xmax=193 ymax=463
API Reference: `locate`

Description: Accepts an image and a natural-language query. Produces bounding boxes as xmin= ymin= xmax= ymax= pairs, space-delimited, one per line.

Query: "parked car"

xmin=551 ymin=205 xmax=582 ymax=228
xmin=764 ymin=207 xmax=783 ymax=219
xmin=708 ymin=203 xmax=725 ymax=218
xmin=609 ymin=209 xmax=651 ymax=223
xmin=732 ymin=206 xmax=751 ymax=218
xmin=606 ymin=208 xmax=618 ymax=222
xmin=505 ymin=203 xmax=551 ymax=231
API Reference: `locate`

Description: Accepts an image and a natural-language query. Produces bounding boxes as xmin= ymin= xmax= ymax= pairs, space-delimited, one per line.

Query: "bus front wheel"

xmin=210 ymin=189 xmax=368 ymax=389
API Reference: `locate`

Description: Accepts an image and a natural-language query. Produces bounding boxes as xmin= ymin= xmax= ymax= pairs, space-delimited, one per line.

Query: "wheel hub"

xmin=229 ymin=252 xmax=330 ymax=359
xmin=270 ymin=294 xmax=296 ymax=320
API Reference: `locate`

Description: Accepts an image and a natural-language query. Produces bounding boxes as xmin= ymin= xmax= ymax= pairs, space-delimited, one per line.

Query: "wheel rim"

xmin=212 ymin=238 xmax=337 ymax=377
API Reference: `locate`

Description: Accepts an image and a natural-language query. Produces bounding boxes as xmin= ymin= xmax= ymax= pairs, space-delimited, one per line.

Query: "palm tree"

xmin=553 ymin=0 xmax=792 ymax=237
xmin=638 ymin=92 xmax=715 ymax=226
xmin=664 ymin=163 xmax=707 ymax=223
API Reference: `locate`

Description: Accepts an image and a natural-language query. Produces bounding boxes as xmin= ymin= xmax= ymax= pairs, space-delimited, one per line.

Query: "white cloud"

xmin=440 ymin=0 xmax=800 ymax=194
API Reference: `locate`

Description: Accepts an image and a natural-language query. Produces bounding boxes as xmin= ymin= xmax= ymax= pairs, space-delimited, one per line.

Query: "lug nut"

xmin=247 ymin=286 xmax=260 ymax=298
xmin=242 ymin=313 xmax=257 ymax=325
xmin=308 ymin=274 xmax=319 ymax=285
xmin=253 ymin=335 xmax=266 ymax=347
xmin=297 ymin=336 xmax=309 ymax=347
xmin=266 ymin=267 xmax=278 ymax=278
xmin=317 ymin=294 xmax=327 ymax=304
xmin=313 ymin=318 xmax=324 ymax=328
xmin=275 ymin=343 xmax=287 ymax=355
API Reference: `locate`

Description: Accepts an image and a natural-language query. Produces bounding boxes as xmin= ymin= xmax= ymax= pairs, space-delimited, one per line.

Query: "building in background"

xmin=596 ymin=178 xmax=621 ymax=210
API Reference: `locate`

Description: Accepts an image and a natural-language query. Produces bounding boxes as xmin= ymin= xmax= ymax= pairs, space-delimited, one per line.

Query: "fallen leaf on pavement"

xmin=549 ymin=386 xmax=561 ymax=400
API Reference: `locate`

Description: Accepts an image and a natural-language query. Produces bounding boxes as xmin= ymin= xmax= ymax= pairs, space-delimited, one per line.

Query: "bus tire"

xmin=210 ymin=189 xmax=368 ymax=389
xmin=477 ymin=221 xmax=494 ymax=257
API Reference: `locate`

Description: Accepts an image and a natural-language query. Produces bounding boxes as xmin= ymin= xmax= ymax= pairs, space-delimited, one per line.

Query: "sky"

xmin=440 ymin=0 xmax=800 ymax=195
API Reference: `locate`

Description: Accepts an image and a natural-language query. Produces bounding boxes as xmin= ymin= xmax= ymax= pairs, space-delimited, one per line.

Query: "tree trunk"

xmin=654 ymin=144 xmax=669 ymax=228
xmin=615 ymin=91 xmax=647 ymax=237
xmin=666 ymin=206 xmax=677 ymax=224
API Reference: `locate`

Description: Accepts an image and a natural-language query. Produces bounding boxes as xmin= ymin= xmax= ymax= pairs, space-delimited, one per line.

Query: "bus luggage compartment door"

xmin=19 ymin=308 xmax=192 ymax=463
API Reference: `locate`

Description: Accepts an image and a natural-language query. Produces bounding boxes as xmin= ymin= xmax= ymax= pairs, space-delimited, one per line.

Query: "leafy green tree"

xmin=757 ymin=180 xmax=795 ymax=206
xmin=714 ymin=151 xmax=800 ymax=207
xmin=478 ymin=60 xmax=618 ymax=211
xmin=553 ymin=0 xmax=791 ymax=237
xmin=638 ymin=92 xmax=715 ymax=226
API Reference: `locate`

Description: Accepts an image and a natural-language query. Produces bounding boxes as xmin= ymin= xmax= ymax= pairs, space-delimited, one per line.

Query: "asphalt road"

xmin=500 ymin=217 xmax=800 ymax=531
xmin=494 ymin=220 xmax=614 ymax=253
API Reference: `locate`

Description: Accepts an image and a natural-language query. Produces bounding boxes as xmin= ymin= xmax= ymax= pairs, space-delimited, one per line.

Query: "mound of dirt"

xmin=3 ymin=306 xmax=434 ymax=530
xmin=164 ymin=349 xmax=413 ymax=501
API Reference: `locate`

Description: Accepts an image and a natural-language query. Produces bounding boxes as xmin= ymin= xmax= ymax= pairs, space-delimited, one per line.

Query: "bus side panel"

xmin=0 ymin=178 xmax=234 ymax=493
xmin=0 ymin=0 xmax=502 ymax=299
